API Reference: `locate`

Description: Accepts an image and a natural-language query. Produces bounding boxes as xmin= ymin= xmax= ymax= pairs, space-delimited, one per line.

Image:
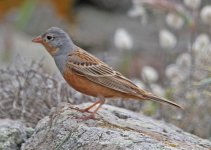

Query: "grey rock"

xmin=22 ymin=103 xmax=211 ymax=150
xmin=0 ymin=119 xmax=30 ymax=150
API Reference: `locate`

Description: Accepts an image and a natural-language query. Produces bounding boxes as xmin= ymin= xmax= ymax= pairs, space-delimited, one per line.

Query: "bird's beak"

xmin=32 ymin=35 xmax=42 ymax=43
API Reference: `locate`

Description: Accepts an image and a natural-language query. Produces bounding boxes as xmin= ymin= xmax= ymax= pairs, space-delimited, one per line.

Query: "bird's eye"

xmin=46 ymin=35 xmax=54 ymax=41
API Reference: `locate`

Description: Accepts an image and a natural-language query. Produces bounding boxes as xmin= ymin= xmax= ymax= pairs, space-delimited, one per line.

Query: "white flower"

xmin=197 ymin=44 xmax=211 ymax=65
xmin=150 ymin=84 xmax=165 ymax=97
xmin=200 ymin=5 xmax=211 ymax=26
xmin=165 ymin=64 xmax=185 ymax=85
xmin=184 ymin=0 xmax=201 ymax=10
xmin=141 ymin=66 xmax=158 ymax=83
xmin=176 ymin=53 xmax=191 ymax=69
xmin=193 ymin=33 xmax=210 ymax=53
xmin=114 ymin=28 xmax=133 ymax=50
xmin=159 ymin=29 xmax=177 ymax=49
xmin=128 ymin=4 xmax=146 ymax=18
xmin=128 ymin=4 xmax=147 ymax=24
xmin=166 ymin=13 xmax=184 ymax=30
xmin=165 ymin=64 xmax=179 ymax=79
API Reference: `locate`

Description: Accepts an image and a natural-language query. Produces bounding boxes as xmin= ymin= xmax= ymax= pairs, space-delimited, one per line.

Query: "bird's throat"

xmin=43 ymin=43 xmax=59 ymax=56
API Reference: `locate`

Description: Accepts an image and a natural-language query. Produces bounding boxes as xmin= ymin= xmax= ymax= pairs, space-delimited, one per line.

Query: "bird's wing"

xmin=66 ymin=48 xmax=146 ymax=95
xmin=66 ymin=48 xmax=183 ymax=108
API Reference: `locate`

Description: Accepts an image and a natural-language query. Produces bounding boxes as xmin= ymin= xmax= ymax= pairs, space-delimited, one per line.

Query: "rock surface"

xmin=0 ymin=119 xmax=31 ymax=150
xmin=22 ymin=103 xmax=211 ymax=150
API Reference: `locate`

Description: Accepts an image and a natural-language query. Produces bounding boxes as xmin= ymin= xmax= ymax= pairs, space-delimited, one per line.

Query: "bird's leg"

xmin=91 ymin=98 xmax=105 ymax=115
xmin=80 ymin=98 xmax=105 ymax=120
xmin=75 ymin=99 xmax=102 ymax=113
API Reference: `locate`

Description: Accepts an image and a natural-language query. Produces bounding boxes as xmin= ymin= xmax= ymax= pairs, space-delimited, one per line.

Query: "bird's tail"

xmin=143 ymin=93 xmax=183 ymax=109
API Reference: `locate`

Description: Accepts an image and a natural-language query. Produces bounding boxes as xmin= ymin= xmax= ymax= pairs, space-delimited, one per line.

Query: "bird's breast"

xmin=62 ymin=67 xmax=128 ymax=98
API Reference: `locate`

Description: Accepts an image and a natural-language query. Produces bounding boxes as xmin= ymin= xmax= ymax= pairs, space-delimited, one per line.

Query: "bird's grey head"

xmin=32 ymin=27 xmax=75 ymax=56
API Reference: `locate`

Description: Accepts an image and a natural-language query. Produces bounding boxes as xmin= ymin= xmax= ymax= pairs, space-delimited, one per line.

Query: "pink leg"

xmin=80 ymin=98 xmax=105 ymax=120
xmin=72 ymin=99 xmax=102 ymax=113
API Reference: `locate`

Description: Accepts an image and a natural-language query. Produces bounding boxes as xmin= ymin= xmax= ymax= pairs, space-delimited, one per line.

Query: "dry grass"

xmin=0 ymin=61 xmax=89 ymax=127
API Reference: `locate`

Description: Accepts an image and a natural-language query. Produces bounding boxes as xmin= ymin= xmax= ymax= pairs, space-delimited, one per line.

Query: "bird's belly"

xmin=63 ymin=69 xmax=121 ymax=98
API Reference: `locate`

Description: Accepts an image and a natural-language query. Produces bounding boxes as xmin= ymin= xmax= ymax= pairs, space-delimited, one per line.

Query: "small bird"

xmin=32 ymin=27 xmax=182 ymax=119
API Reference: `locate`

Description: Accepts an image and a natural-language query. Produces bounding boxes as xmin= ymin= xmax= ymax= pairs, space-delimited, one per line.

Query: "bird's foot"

xmin=79 ymin=108 xmax=93 ymax=113
xmin=68 ymin=106 xmax=92 ymax=113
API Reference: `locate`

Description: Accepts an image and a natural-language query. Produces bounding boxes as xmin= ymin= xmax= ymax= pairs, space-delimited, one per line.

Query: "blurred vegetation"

xmin=0 ymin=0 xmax=76 ymax=28
xmin=0 ymin=61 xmax=91 ymax=127
xmin=0 ymin=0 xmax=22 ymax=19
xmin=16 ymin=0 xmax=37 ymax=29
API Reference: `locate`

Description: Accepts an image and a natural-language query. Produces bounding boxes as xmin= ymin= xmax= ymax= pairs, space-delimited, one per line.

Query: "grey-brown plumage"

xmin=32 ymin=27 xmax=182 ymax=119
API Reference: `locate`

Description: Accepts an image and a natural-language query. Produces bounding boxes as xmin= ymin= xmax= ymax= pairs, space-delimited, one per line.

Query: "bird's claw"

xmin=69 ymin=106 xmax=92 ymax=113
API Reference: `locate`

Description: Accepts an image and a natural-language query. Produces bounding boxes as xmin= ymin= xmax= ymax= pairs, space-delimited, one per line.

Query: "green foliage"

xmin=16 ymin=0 xmax=37 ymax=29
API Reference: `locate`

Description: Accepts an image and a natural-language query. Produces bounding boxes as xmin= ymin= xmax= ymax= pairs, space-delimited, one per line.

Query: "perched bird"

xmin=32 ymin=27 xmax=182 ymax=119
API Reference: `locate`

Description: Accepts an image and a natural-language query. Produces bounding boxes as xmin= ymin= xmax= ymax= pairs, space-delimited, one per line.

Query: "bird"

xmin=32 ymin=27 xmax=182 ymax=119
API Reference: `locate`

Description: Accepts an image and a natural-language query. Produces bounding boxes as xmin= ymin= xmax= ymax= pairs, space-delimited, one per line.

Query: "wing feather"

xmin=66 ymin=48 xmax=141 ymax=94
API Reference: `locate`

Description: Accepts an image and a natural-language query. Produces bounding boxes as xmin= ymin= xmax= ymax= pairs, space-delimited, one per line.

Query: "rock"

xmin=0 ymin=119 xmax=31 ymax=150
xmin=22 ymin=103 xmax=211 ymax=150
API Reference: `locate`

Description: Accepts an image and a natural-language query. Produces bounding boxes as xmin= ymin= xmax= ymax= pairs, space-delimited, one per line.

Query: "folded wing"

xmin=66 ymin=47 xmax=182 ymax=108
xmin=66 ymin=48 xmax=146 ymax=95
